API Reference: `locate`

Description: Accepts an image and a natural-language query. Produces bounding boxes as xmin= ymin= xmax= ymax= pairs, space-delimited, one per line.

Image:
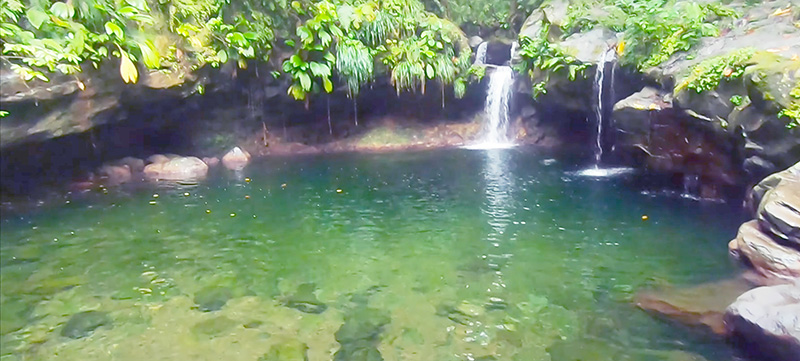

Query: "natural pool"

xmin=0 ymin=148 xmax=746 ymax=361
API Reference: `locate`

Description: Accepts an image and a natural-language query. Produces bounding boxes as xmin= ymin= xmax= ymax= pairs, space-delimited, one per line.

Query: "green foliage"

xmin=516 ymin=22 xmax=589 ymax=98
xmin=729 ymin=95 xmax=744 ymax=106
xmin=676 ymin=48 xmax=755 ymax=94
xmin=558 ymin=0 xmax=738 ymax=69
xmin=1 ymin=0 xmax=275 ymax=84
xmin=283 ymin=0 xmax=472 ymax=100
xmin=779 ymin=81 xmax=800 ymax=129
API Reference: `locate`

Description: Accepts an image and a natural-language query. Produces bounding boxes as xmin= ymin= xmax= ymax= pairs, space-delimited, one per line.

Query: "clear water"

xmin=0 ymin=149 xmax=744 ymax=361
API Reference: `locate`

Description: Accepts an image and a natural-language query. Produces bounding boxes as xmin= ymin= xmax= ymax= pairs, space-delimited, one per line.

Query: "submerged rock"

xmin=258 ymin=339 xmax=309 ymax=361
xmin=634 ymin=278 xmax=754 ymax=334
xmin=334 ymin=305 xmax=390 ymax=361
xmin=191 ymin=315 xmax=238 ymax=338
xmin=724 ymin=283 xmax=800 ymax=361
xmin=222 ymin=146 xmax=251 ymax=171
xmin=284 ymin=283 xmax=327 ymax=314
xmin=98 ymin=164 xmax=132 ymax=186
xmin=194 ymin=286 xmax=233 ymax=312
xmin=61 ymin=310 xmax=111 ymax=339
xmin=143 ymin=156 xmax=208 ymax=182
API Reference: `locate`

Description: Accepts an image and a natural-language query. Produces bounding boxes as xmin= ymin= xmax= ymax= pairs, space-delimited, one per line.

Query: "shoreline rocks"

xmin=221 ymin=146 xmax=251 ymax=171
xmin=143 ymin=155 xmax=208 ymax=182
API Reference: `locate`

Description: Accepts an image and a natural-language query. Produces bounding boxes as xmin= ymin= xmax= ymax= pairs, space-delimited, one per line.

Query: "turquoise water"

xmin=0 ymin=148 xmax=744 ymax=361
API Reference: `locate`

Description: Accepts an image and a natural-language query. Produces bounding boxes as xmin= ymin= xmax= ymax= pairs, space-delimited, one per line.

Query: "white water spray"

xmin=467 ymin=66 xmax=515 ymax=149
xmin=592 ymin=49 xmax=615 ymax=166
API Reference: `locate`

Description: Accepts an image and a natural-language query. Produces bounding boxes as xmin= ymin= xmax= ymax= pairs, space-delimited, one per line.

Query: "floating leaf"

xmin=119 ymin=51 xmax=138 ymax=83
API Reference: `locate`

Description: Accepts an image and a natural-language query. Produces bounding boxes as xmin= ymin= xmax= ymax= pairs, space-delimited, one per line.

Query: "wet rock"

xmin=440 ymin=300 xmax=485 ymax=325
xmin=191 ymin=315 xmax=238 ymax=338
xmin=284 ymin=283 xmax=327 ymax=314
xmin=560 ymin=28 xmax=618 ymax=64
xmin=334 ymin=305 xmax=390 ymax=361
xmin=258 ymin=339 xmax=308 ymax=361
xmin=724 ymin=283 xmax=800 ymax=361
xmin=202 ymin=156 xmax=220 ymax=167
xmin=634 ymin=278 xmax=754 ymax=334
xmin=729 ymin=220 xmax=800 ymax=282
xmin=0 ymin=297 xmax=31 ymax=335
xmin=757 ymin=175 xmax=800 ymax=247
xmin=194 ymin=286 xmax=233 ymax=312
xmin=116 ymin=156 xmax=145 ymax=174
xmin=143 ymin=156 xmax=208 ymax=182
xmin=61 ymin=310 xmax=111 ymax=339
xmin=98 ymin=164 xmax=132 ymax=186
xmin=222 ymin=146 xmax=251 ymax=171
xmin=147 ymin=154 xmax=172 ymax=164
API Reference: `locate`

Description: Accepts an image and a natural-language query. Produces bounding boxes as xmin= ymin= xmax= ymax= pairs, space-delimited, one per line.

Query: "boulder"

xmin=729 ymin=220 xmax=800 ymax=282
xmin=747 ymin=162 xmax=799 ymax=214
xmin=221 ymin=146 xmax=251 ymax=171
xmin=634 ymin=278 xmax=754 ymax=334
xmin=724 ymin=283 xmax=800 ymax=361
xmin=147 ymin=154 xmax=172 ymax=164
xmin=202 ymin=157 xmax=220 ymax=167
xmin=143 ymin=156 xmax=208 ymax=182
xmin=97 ymin=164 xmax=132 ymax=186
xmin=757 ymin=176 xmax=800 ymax=246
xmin=115 ymin=156 xmax=145 ymax=174
xmin=560 ymin=28 xmax=618 ymax=64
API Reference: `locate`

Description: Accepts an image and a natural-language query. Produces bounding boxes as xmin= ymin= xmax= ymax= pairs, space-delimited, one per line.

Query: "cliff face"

xmin=514 ymin=0 xmax=800 ymax=195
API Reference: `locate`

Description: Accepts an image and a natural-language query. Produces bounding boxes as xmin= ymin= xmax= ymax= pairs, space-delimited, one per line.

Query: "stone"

xmin=724 ymin=283 xmax=800 ymax=361
xmin=202 ymin=157 xmax=220 ymax=167
xmin=258 ymin=339 xmax=308 ymax=361
xmin=284 ymin=283 xmax=327 ymax=314
xmin=116 ymin=156 xmax=145 ymax=173
xmin=729 ymin=220 xmax=800 ymax=282
xmin=147 ymin=154 xmax=172 ymax=164
xmin=191 ymin=315 xmax=238 ymax=338
xmin=98 ymin=164 xmax=132 ymax=186
xmin=333 ymin=305 xmax=390 ymax=361
xmin=143 ymin=156 xmax=208 ymax=182
xmin=634 ymin=278 xmax=754 ymax=334
xmin=560 ymin=28 xmax=618 ymax=64
xmin=468 ymin=36 xmax=484 ymax=49
xmin=222 ymin=146 xmax=251 ymax=171
xmin=61 ymin=311 xmax=111 ymax=339
xmin=194 ymin=286 xmax=232 ymax=312
xmin=757 ymin=175 xmax=800 ymax=246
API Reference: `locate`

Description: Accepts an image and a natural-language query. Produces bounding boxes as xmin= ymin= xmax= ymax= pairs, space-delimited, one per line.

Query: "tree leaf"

xmin=322 ymin=76 xmax=333 ymax=93
xmin=309 ymin=62 xmax=330 ymax=77
xmin=217 ymin=49 xmax=228 ymax=64
xmin=119 ymin=51 xmax=138 ymax=83
xmin=25 ymin=8 xmax=47 ymax=29
xmin=50 ymin=2 xmax=74 ymax=19
xmin=425 ymin=63 xmax=434 ymax=79
xmin=298 ymin=72 xmax=311 ymax=91
xmin=138 ymin=40 xmax=160 ymax=69
xmin=104 ymin=22 xmax=124 ymax=39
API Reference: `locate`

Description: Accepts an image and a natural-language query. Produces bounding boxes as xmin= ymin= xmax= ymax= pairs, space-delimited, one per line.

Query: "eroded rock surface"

xmin=724 ymin=283 xmax=800 ymax=361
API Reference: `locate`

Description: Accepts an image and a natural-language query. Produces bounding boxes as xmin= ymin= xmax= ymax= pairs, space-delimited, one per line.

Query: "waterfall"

xmin=592 ymin=49 xmax=615 ymax=167
xmin=467 ymin=66 xmax=515 ymax=149
xmin=474 ymin=42 xmax=488 ymax=66
xmin=574 ymin=49 xmax=634 ymax=178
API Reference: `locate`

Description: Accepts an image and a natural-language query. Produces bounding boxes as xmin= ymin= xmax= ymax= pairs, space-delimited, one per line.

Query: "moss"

xmin=675 ymin=48 xmax=756 ymax=94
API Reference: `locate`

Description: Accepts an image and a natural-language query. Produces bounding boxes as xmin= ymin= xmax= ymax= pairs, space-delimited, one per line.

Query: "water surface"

xmin=0 ymin=148 xmax=744 ymax=361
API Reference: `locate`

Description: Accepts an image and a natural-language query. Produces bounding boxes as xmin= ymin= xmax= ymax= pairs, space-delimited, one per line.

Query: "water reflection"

xmin=480 ymin=149 xmax=515 ymax=309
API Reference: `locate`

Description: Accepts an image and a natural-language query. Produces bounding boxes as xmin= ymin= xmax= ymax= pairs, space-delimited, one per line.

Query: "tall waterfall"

xmin=592 ymin=48 xmax=615 ymax=166
xmin=574 ymin=48 xmax=634 ymax=178
xmin=468 ymin=66 xmax=515 ymax=149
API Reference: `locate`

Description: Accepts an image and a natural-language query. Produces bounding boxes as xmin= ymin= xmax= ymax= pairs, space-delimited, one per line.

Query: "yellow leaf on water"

xmin=120 ymin=52 xmax=138 ymax=83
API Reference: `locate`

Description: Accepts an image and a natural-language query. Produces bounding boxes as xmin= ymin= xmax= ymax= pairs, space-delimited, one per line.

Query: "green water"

xmin=0 ymin=148 xmax=744 ymax=361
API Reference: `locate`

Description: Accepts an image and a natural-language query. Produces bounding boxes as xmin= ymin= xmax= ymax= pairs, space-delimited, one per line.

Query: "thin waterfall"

xmin=474 ymin=42 xmax=488 ymax=66
xmin=592 ymin=49 xmax=615 ymax=167
xmin=467 ymin=66 xmax=515 ymax=149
